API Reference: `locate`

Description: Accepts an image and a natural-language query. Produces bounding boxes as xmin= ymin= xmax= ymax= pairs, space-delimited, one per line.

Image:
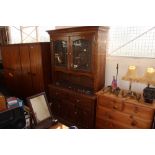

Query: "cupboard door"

xmin=75 ymin=105 xmax=91 ymax=128
xmin=1 ymin=45 xmax=21 ymax=71
xmin=52 ymin=37 xmax=68 ymax=69
xmin=2 ymin=45 xmax=22 ymax=96
xmin=3 ymin=69 xmax=22 ymax=96
xmin=70 ymin=34 xmax=94 ymax=73
xmin=19 ymin=45 xmax=33 ymax=97
xmin=29 ymin=44 xmax=44 ymax=94
xmin=51 ymin=98 xmax=61 ymax=117
xmin=63 ymin=100 xmax=75 ymax=125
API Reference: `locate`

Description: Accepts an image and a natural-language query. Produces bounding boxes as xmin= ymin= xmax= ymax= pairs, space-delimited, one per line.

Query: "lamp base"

xmin=143 ymin=87 xmax=155 ymax=104
xmin=121 ymin=90 xmax=141 ymax=102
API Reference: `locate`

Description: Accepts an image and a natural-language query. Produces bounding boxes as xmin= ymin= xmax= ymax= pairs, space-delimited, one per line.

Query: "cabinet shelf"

xmin=54 ymin=68 xmax=94 ymax=78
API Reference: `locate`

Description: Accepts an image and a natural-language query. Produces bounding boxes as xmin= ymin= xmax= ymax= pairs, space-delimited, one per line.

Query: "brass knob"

xmin=130 ymin=115 xmax=134 ymax=119
xmin=76 ymin=99 xmax=80 ymax=103
xmin=8 ymin=73 xmax=13 ymax=77
xmin=134 ymin=107 xmax=139 ymax=113
xmin=113 ymin=105 xmax=118 ymax=110
xmin=131 ymin=120 xmax=137 ymax=126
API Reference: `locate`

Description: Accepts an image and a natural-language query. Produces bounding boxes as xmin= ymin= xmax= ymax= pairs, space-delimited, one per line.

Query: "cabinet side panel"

xmin=94 ymin=30 xmax=108 ymax=92
xmin=40 ymin=43 xmax=51 ymax=97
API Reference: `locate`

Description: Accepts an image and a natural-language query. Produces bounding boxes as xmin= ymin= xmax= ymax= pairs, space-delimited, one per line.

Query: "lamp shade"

xmin=122 ymin=65 xmax=138 ymax=81
xmin=139 ymin=67 xmax=155 ymax=85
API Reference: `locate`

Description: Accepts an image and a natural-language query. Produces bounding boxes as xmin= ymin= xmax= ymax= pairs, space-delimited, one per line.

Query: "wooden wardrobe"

xmin=1 ymin=42 xmax=51 ymax=98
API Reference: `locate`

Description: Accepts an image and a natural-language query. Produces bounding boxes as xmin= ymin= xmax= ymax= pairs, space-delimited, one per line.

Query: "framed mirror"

xmin=27 ymin=92 xmax=53 ymax=126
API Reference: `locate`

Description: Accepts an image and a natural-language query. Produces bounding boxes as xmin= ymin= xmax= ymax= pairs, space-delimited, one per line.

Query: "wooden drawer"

xmin=70 ymin=95 xmax=94 ymax=110
xmin=49 ymin=85 xmax=96 ymax=111
xmin=123 ymin=101 xmax=154 ymax=121
xmin=96 ymin=117 xmax=128 ymax=129
xmin=97 ymin=94 xmax=125 ymax=111
xmin=49 ymin=86 xmax=68 ymax=100
xmin=96 ymin=106 xmax=153 ymax=129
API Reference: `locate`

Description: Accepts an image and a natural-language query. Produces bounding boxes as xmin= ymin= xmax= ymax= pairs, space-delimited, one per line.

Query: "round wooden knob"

xmin=131 ymin=120 xmax=137 ymax=126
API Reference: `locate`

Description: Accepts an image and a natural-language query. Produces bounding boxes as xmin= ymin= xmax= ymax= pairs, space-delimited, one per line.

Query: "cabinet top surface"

xmin=47 ymin=26 xmax=109 ymax=34
xmin=96 ymin=90 xmax=155 ymax=109
xmin=1 ymin=42 xmax=50 ymax=46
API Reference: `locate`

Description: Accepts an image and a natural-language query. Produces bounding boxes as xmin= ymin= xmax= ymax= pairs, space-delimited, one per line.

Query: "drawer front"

xmin=96 ymin=117 xmax=128 ymax=129
xmin=97 ymin=95 xmax=124 ymax=111
xmin=71 ymin=95 xmax=94 ymax=110
xmin=49 ymin=86 xmax=95 ymax=110
xmin=96 ymin=106 xmax=153 ymax=129
xmin=49 ymin=86 xmax=68 ymax=100
xmin=124 ymin=102 xmax=154 ymax=121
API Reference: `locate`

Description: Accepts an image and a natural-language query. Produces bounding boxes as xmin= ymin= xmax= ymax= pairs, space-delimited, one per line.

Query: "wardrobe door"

xmin=2 ymin=45 xmax=21 ymax=71
xmin=2 ymin=45 xmax=22 ymax=96
xmin=29 ymin=44 xmax=44 ymax=94
xmin=19 ymin=45 xmax=33 ymax=97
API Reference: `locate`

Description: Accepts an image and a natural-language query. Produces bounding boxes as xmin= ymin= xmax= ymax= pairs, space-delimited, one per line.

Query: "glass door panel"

xmin=53 ymin=40 xmax=67 ymax=67
xmin=72 ymin=39 xmax=92 ymax=72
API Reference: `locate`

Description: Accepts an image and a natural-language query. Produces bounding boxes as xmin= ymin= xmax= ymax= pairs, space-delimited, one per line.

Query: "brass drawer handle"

xmin=130 ymin=115 xmax=134 ymax=119
xmin=8 ymin=73 xmax=14 ymax=77
xmin=76 ymin=99 xmax=80 ymax=103
xmin=55 ymin=92 xmax=59 ymax=95
xmin=113 ymin=105 xmax=118 ymax=110
xmin=109 ymin=123 xmax=114 ymax=128
xmin=131 ymin=120 xmax=137 ymax=126
xmin=105 ymin=113 xmax=112 ymax=119
xmin=108 ymin=114 xmax=112 ymax=119
xmin=134 ymin=107 xmax=139 ymax=113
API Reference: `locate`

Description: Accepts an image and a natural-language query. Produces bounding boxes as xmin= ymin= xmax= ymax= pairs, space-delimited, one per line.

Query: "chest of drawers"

xmin=96 ymin=91 xmax=155 ymax=129
xmin=49 ymin=85 xmax=96 ymax=128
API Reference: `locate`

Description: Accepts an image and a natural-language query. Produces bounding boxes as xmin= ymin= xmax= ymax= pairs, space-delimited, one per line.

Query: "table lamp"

xmin=122 ymin=65 xmax=138 ymax=97
xmin=138 ymin=67 xmax=155 ymax=103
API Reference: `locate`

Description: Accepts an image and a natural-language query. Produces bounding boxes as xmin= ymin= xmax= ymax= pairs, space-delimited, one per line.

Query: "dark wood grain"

xmin=48 ymin=26 xmax=109 ymax=128
xmin=1 ymin=42 xmax=51 ymax=98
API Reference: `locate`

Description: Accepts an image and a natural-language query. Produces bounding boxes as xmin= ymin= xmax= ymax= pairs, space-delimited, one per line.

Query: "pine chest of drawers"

xmin=96 ymin=91 xmax=155 ymax=129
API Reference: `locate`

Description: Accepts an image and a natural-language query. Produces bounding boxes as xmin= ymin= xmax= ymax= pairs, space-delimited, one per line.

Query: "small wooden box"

xmin=0 ymin=95 xmax=7 ymax=111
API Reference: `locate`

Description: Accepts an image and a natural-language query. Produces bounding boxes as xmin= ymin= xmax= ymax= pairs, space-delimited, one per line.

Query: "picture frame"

xmin=27 ymin=92 xmax=53 ymax=126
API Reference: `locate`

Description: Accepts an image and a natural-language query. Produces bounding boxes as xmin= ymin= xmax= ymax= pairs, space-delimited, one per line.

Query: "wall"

xmin=105 ymin=56 xmax=155 ymax=93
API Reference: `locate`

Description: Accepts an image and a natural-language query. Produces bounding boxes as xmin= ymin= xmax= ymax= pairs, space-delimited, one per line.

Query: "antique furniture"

xmin=1 ymin=42 xmax=51 ymax=98
xmin=96 ymin=90 xmax=155 ymax=129
xmin=47 ymin=26 xmax=109 ymax=128
xmin=27 ymin=92 xmax=58 ymax=129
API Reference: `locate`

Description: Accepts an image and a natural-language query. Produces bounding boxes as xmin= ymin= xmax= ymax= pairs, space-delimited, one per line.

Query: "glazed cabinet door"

xmin=52 ymin=37 xmax=69 ymax=69
xmin=70 ymin=34 xmax=94 ymax=73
